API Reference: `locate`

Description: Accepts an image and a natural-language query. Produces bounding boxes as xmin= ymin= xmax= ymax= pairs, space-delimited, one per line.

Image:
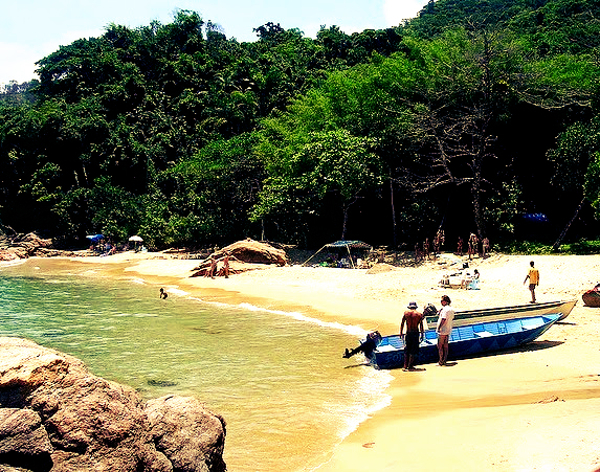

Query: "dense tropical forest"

xmin=2 ymin=0 xmax=600 ymax=251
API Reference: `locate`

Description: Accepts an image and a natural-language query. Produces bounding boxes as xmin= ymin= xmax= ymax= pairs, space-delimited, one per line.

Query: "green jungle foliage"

xmin=2 ymin=1 xmax=600 ymax=250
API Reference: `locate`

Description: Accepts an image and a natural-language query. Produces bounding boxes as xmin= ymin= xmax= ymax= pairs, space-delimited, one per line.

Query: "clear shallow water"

xmin=0 ymin=259 xmax=392 ymax=471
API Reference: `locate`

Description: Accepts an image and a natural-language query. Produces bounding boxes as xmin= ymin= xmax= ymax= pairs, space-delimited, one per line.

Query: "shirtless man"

xmin=205 ymin=255 xmax=217 ymax=279
xmin=400 ymin=301 xmax=425 ymax=371
xmin=468 ymin=232 xmax=478 ymax=260
xmin=223 ymin=251 xmax=231 ymax=278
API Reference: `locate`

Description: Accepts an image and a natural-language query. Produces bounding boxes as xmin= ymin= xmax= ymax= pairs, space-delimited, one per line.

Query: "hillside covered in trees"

xmin=2 ymin=0 xmax=600 ymax=250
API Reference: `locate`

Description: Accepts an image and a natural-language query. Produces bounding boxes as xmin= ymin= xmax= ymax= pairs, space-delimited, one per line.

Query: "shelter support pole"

xmin=301 ymin=246 xmax=326 ymax=267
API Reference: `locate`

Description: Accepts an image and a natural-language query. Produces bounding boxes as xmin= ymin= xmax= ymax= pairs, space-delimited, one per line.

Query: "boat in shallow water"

xmin=370 ymin=313 xmax=561 ymax=369
xmin=423 ymin=299 xmax=576 ymax=329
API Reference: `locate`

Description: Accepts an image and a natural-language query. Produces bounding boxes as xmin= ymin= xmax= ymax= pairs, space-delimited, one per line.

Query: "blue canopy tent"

xmin=86 ymin=234 xmax=104 ymax=243
xmin=522 ymin=213 xmax=549 ymax=223
xmin=302 ymin=240 xmax=372 ymax=268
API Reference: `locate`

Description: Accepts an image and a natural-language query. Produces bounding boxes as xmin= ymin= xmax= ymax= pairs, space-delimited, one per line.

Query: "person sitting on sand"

xmin=460 ymin=272 xmax=471 ymax=289
xmin=468 ymin=269 xmax=480 ymax=290
xmin=159 ymin=288 xmax=168 ymax=299
xmin=400 ymin=301 xmax=425 ymax=371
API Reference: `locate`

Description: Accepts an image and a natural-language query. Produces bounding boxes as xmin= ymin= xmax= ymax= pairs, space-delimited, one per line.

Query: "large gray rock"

xmin=0 ymin=338 xmax=226 ymax=472
xmin=146 ymin=396 xmax=226 ymax=472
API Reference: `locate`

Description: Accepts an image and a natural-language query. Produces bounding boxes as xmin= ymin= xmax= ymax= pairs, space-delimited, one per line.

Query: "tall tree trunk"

xmin=472 ymin=164 xmax=485 ymax=240
xmin=341 ymin=205 xmax=349 ymax=240
xmin=390 ymin=178 xmax=397 ymax=247
xmin=552 ymin=197 xmax=586 ymax=251
xmin=340 ymin=197 xmax=358 ymax=240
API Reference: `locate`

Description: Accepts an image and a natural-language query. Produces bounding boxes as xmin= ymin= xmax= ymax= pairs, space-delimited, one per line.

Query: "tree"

xmin=252 ymin=129 xmax=381 ymax=240
xmin=390 ymin=28 xmax=526 ymax=239
xmin=548 ymin=117 xmax=600 ymax=249
xmin=0 ymin=80 xmax=38 ymax=106
xmin=585 ymin=151 xmax=600 ymax=219
xmin=2 ymin=2 xmax=600 ymax=248
xmin=156 ymin=132 xmax=265 ymax=246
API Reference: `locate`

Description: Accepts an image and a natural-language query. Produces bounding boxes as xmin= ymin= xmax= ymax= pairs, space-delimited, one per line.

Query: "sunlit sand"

xmin=74 ymin=250 xmax=600 ymax=471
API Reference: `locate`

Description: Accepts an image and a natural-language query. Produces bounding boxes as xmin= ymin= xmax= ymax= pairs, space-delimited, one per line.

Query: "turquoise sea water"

xmin=0 ymin=259 xmax=392 ymax=472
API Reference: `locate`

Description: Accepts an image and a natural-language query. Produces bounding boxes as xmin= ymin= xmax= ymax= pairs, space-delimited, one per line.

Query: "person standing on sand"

xmin=524 ymin=260 xmax=540 ymax=303
xmin=204 ymin=255 xmax=218 ymax=279
xmin=400 ymin=301 xmax=425 ymax=371
xmin=209 ymin=256 xmax=217 ymax=279
xmin=223 ymin=251 xmax=231 ymax=278
xmin=436 ymin=295 xmax=455 ymax=366
xmin=468 ymin=232 xmax=478 ymax=260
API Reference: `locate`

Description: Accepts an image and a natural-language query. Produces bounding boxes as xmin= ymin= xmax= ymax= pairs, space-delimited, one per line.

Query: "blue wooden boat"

xmin=370 ymin=313 xmax=561 ymax=369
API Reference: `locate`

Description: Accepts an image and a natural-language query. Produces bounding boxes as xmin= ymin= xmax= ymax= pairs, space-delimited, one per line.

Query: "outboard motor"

xmin=423 ymin=303 xmax=438 ymax=318
xmin=343 ymin=331 xmax=382 ymax=359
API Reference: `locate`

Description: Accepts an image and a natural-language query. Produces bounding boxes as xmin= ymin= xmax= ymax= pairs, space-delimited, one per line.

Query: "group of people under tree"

xmin=413 ymin=230 xmax=491 ymax=263
xmin=456 ymin=234 xmax=491 ymax=260
xmin=414 ymin=229 xmax=445 ymax=262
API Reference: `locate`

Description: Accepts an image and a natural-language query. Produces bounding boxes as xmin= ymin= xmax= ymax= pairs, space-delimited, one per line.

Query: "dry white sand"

xmin=74 ymin=251 xmax=600 ymax=471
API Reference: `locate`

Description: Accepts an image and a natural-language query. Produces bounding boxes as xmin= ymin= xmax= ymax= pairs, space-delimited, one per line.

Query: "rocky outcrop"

xmin=215 ymin=239 xmax=287 ymax=266
xmin=0 ymin=233 xmax=55 ymax=262
xmin=0 ymin=233 xmax=90 ymax=261
xmin=146 ymin=397 xmax=226 ymax=472
xmin=191 ymin=239 xmax=287 ymax=277
xmin=0 ymin=338 xmax=227 ymax=472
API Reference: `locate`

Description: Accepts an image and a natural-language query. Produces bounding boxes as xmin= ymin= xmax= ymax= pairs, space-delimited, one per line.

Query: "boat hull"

xmin=424 ymin=299 xmax=576 ymax=328
xmin=371 ymin=314 xmax=560 ymax=369
xmin=582 ymin=285 xmax=600 ymax=307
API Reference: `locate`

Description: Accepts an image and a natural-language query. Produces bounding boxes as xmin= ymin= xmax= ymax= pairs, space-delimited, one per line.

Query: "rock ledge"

xmin=0 ymin=337 xmax=226 ymax=472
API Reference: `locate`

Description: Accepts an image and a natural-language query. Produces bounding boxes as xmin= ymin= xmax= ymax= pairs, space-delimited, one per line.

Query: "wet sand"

xmin=73 ymin=251 xmax=600 ymax=471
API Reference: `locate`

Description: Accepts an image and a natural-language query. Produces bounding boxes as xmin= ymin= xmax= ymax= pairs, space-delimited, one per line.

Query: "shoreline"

xmin=48 ymin=252 xmax=600 ymax=470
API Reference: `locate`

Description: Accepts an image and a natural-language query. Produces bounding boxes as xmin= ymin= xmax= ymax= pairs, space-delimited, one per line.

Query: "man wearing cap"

xmin=400 ymin=301 xmax=425 ymax=371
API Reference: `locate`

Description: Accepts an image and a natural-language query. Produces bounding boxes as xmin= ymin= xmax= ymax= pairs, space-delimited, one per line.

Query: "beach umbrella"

xmin=128 ymin=235 xmax=143 ymax=242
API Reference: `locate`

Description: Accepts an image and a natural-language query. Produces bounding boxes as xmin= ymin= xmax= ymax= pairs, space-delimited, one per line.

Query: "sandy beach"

xmin=74 ymin=251 xmax=600 ymax=472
